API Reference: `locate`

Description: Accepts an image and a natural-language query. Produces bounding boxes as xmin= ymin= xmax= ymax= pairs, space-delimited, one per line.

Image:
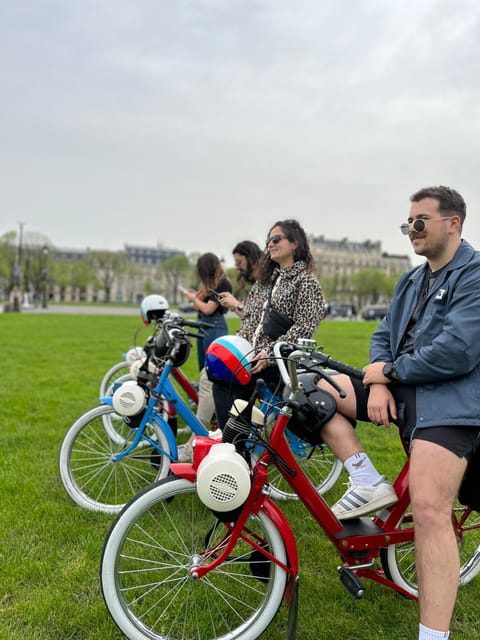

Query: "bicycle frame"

xmin=256 ymin=382 xmax=334 ymax=463
xmin=100 ymin=340 xmax=480 ymax=640
xmin=173 ymin=409 xmax=417 ymax=600
xmin=171 ymin=366 xmax=199 ymax=405
xmin=101 ymin=359 xmax=209 ymax=463
xmin=171 ymin=342 xmax=424 ymax=602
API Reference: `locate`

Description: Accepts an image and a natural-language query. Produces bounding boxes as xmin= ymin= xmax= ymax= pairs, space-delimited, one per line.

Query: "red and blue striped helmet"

xmin=205 ymin=335 xmax=253 ymax=385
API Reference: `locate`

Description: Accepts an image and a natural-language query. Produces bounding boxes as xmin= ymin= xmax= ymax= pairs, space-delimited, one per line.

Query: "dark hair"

xmin=410 ymin=186 xmax=466 ymax=224
xmin=232 ymin=240 xmax=262 ymax=287
xmin=258 ymin=219 xmax=315 ymax=284
xmin=196 ymin=252 xmax=226 ymax=290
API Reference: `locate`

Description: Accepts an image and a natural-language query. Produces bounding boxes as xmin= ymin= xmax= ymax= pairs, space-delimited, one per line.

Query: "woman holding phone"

xmin=217 ymin=240 xmax=262 ymax=318
xmin=210 ymin=219 xmax=325 ymax=430
xmin=179 ymin=253 xmax=232 ymax=456
xmin=182 ymin=252 xmax=232 ymax=371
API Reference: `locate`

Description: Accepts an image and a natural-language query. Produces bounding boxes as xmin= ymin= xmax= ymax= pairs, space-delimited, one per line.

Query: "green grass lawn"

xmin=1 ymin=314 xmax=480 ymax=639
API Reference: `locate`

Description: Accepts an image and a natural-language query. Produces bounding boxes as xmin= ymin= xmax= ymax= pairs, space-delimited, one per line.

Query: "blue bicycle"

xmin=59 ymin=313 xmax=342 ymax=513
xmin=59 ymin=313 xmax=211 ymax=514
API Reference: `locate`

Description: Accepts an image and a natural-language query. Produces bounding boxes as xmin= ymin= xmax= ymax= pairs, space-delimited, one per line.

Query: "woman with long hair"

xmin=179 ymin=253 xmax=232 ymax=456
xmin=218 ymin=240 xmax=262 ymax=318
xmin=211 ymin=219 xmax=325 ymax=429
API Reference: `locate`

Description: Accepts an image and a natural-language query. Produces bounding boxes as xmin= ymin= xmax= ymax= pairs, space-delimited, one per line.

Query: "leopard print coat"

xmin=238 ymin=260 xmax=325 ymax=361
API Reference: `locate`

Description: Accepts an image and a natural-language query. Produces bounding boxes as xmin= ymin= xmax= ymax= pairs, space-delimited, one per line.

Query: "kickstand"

xmin=287 ymin=577 xmax=299 ymax=639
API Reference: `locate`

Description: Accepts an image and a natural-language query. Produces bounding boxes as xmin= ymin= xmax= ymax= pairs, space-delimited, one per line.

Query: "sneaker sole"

xmin=333 ymin=493 xmax=398 ymax=520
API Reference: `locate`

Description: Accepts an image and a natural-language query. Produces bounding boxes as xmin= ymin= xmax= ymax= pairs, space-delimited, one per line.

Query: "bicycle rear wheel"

xmin=100 ymin=361 xmax=131 ymax=397
xmin=380 ymin=500 xmax=480 ymax=596
xmin=59 ymin=405 xmax=171 ymax=514
xmin=101 ymin=477 xmax=288 ymax=640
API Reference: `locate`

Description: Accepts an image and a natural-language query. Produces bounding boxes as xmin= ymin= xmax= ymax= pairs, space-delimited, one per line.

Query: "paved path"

xmin=5 ymin=304 xmax=139 ymax=316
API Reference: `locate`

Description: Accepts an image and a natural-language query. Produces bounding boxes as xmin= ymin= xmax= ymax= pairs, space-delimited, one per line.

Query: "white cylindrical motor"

xmin=196 ymin=443 xmax=251 ymax=512
xmin=112 ymin=381 xmax=147 ymax=416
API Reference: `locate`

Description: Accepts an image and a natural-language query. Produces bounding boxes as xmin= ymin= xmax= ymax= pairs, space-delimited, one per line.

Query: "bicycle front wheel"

xmin=59 ymin=405 xmax=171 ymax=514
xmin=380 ymin=500 xmax=480 ymax=597
xmin=101 ymin=477 xmax=288 ymax=640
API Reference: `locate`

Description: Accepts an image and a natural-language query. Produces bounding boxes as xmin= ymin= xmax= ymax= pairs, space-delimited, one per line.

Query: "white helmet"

xmin=140 ymin=294 xmax=169 ymax=325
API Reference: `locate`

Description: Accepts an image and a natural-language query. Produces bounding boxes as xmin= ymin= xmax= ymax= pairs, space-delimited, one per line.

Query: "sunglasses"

xmin=266 ymin=234 xmax=287 ymax=245
xmin=400 ymin=217 xmax=454 ymax=236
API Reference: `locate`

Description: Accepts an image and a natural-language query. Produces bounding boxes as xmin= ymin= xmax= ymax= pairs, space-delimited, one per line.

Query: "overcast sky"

xmin=2 ymin=0 xmax=479 ymax=267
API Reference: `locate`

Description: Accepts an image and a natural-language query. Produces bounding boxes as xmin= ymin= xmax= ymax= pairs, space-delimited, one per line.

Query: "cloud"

xmin=1 ymin=0 xmax=480 ymax=267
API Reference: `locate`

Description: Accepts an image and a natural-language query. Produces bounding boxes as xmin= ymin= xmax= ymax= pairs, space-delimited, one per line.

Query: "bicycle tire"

xmin=100 ymin=361 xmax=131 ymax=397
xmin=101 ymin=477 xmax=288 ymax=640
xmin=380 ymin=500 xmax=480 ymax=596
xmin=59 ymin=404 xmax=171 ymax=514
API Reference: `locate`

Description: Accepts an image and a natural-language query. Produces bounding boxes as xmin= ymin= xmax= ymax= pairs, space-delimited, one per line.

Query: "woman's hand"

xmin=250 ymin=350 xmax=268 ymax=374
xmin=217 ymin=291 xmax=239 ymax=310
xmin=184 ymin=289 xmax=197 ymax=303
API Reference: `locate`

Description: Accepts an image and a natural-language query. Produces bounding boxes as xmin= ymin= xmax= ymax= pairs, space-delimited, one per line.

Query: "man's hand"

xmin=366 ymin=383 xmax=397 ymax=430
xmin=363 ymin=361 xmax=390 ymax=385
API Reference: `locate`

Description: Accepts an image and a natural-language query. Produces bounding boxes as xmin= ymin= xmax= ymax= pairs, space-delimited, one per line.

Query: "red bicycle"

xmin=100 ymin=339 xmax=480 ymax=640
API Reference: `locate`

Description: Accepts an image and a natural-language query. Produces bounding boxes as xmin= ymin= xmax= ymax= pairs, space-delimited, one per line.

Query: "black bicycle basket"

xmin=154 ymin=328 xmax=191 ymax=367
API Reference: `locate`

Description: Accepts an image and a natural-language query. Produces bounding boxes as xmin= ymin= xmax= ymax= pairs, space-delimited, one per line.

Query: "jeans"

xmin=212 ymin=366 xmax=281 ymax=430
xmin=196 ymin=312 xmax=228 ymax=370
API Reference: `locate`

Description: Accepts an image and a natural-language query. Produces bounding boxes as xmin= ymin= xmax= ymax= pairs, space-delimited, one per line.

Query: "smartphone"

xmin=208 ymin=288 xmax=220 ymax=299
xmin=177 ymin=285 xmax=188 ymax=294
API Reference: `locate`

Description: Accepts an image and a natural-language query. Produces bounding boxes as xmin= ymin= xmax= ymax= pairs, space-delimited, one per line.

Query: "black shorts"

xmin=351 ymin=378 xmax=480 ymax=461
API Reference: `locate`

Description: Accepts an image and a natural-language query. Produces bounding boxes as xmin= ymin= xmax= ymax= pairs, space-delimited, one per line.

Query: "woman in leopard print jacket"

xmin=213 ymin=218 xmax=325 ymax=429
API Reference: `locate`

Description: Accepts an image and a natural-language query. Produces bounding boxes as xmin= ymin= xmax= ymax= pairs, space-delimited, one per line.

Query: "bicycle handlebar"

xmin=273 ymin=341 xmax=364 ymax=393
xmin=306 ymin=351 xmax=364 ymax=381
xmin=162 ymin=311 xmax=214 ymax=331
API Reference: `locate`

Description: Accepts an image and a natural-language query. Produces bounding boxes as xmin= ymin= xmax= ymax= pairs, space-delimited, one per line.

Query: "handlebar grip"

xmin=185 ymin=331 xmax=204 ymax=340
xmin=182 ymin=319 xmax=214 ymax=329
xmin=314 ymin=353 xmax=364 ymax=381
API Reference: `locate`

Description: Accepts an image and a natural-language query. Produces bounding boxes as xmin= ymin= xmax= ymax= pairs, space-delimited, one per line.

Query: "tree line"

xmin=0 ymin=232 xmax=402 ymax=308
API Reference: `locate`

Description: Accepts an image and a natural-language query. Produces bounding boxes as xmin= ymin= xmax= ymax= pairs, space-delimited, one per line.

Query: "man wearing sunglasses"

xmin=321 ymin=186 xmax=480 ymax=640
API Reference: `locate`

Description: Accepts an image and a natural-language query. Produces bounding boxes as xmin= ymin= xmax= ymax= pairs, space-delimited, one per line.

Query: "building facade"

xmin=310 ymin=235 xmax=411 ymax=305
xmin=37 ymin=236 xmax=410 ymax=306
xmin=51 ymin=244 xmax=185 ymax=304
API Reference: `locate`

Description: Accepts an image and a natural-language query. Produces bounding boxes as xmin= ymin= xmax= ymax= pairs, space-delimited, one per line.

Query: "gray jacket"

xmin=371 ymin=240 xmax=480 ymax=429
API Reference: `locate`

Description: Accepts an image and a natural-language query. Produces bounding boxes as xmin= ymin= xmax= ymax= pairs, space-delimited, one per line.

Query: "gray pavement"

xmin=3 ymin=304 xmax=140 ymax=316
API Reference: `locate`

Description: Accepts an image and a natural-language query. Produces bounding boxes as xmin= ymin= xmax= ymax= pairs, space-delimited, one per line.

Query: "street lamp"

xmin=11 ymin=222 xmax=24 ymax=312
xmin=42 ymin=245 xmax=49 ymax=309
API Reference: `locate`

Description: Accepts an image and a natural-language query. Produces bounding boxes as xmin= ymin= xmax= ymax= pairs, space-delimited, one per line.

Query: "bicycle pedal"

xmin=337 ymin=566 xmax=365 ymax=599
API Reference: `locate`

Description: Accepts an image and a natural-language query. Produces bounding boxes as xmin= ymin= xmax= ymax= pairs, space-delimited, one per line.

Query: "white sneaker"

xmin=331 ymin=476 xmax=397 ymax=520
xmin=177 ymin=443 xmax=194 ymax=462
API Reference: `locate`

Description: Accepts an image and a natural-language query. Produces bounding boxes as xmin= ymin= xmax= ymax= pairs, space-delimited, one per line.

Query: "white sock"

xmin=344 ymin=452 xmax=382 ymax=485
xmin=419 ymin=623 xmax=449 ymax=639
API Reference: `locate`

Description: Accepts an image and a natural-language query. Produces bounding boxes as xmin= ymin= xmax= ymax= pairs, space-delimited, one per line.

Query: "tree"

xmin=122 ymin=262 xmax=145 ymax=303
xmin=349 ymin=268 xmax=392 ymax=308
xmin=86 ymin=250 xmax=127 ymax=303
xmin=160 ymin=255 xmax=192 ymax=305
xmin=0 ymin=232 xmax=17 ymax=297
